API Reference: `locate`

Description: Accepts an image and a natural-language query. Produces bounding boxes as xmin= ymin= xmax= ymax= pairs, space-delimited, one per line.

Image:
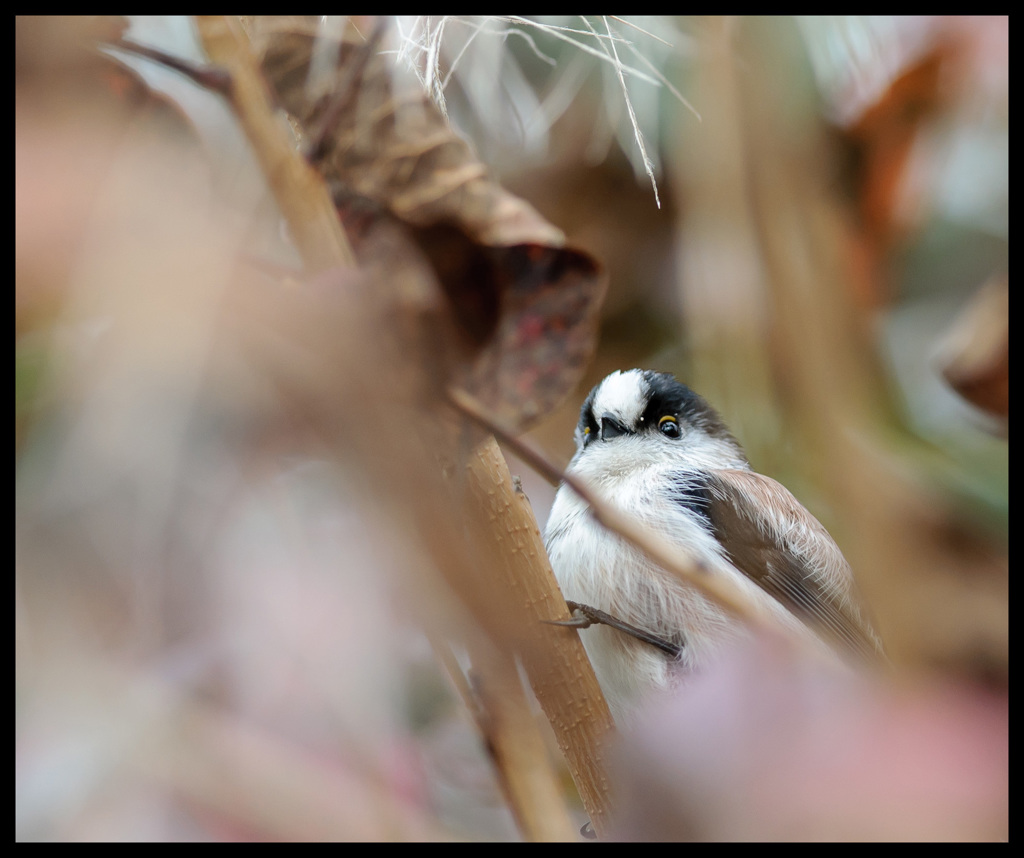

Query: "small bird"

xmin=544 ymin=369 xmax=883 ymax=722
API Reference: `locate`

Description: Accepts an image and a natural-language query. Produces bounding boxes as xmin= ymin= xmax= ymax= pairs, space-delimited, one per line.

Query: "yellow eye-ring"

xmin=658 ymin=415 xmax=681 ymax=438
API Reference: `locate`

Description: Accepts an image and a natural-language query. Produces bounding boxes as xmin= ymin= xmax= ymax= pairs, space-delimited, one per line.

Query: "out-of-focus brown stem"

xmin=195 ymin=16 xmax=355 ymax=273
xmin=431 ymin=633 xmax=580 ymax=842
xmin=467 ymin=643 xmax=580 ymax=842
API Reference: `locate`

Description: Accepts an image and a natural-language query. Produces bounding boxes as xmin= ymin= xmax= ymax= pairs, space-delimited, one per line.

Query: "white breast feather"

xmin=545 ymin=459 xmax=813 ymax=723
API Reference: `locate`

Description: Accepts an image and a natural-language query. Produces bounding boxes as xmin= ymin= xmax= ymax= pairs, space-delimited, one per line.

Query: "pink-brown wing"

xmin=705 ymin=469 xmax=884 ymax=661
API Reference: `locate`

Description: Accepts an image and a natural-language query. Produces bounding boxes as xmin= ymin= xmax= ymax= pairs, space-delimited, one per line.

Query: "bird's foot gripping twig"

xmin=546 ymin=600 xmax=683 ymax=658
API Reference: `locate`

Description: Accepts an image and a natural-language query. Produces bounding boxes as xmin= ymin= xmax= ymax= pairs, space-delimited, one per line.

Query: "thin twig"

xmin=109 ymin=37 xmax=233 ymax=93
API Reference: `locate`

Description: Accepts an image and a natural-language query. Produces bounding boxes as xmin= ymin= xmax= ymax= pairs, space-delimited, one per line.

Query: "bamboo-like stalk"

xmin=462 ymin=437 xmax=615 ymax=839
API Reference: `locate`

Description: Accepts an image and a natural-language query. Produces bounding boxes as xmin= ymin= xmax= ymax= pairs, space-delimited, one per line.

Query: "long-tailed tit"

xmin=544 ymin=370 xmax=883 ymax=721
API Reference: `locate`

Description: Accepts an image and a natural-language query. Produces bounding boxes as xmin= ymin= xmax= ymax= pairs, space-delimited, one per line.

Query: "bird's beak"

xmin=600 ymin=413 xmax=630 ymax=441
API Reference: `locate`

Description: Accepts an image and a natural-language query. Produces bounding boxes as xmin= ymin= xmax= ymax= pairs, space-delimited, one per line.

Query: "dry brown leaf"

xmin=248 ymin=16 xmax=606 ymax=429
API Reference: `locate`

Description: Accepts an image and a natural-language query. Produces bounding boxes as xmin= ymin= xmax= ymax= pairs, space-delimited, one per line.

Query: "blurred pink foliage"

xmin=612 ymin=637 xmax=1007 ymax=841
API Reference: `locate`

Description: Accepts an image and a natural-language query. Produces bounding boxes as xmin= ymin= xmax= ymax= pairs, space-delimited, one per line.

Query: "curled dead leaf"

xmin=248 ymin=16 xmax=606 ymax=429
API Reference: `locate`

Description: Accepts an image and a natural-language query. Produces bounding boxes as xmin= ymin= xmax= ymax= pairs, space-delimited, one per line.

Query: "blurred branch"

xmin=195 ymin=15 xmax=356 ymax=272
xmin=111 ymin=37 xmax=233 ymax=92
xmin=445 ymin=639 xmax=579 ymax=842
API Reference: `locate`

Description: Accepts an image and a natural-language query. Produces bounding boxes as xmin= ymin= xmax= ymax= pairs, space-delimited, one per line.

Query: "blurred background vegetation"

xmin=17 ymin=16 xmax=1006 ymax=840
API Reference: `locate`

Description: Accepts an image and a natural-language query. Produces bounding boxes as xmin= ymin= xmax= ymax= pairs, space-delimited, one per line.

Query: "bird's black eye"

xmin=658 ymin=415 xmax=681 ymax=438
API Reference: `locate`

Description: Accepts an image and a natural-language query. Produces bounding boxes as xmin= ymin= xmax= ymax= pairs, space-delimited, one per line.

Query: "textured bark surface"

xmin=462 ymin=437 xmax=614 ymax=838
